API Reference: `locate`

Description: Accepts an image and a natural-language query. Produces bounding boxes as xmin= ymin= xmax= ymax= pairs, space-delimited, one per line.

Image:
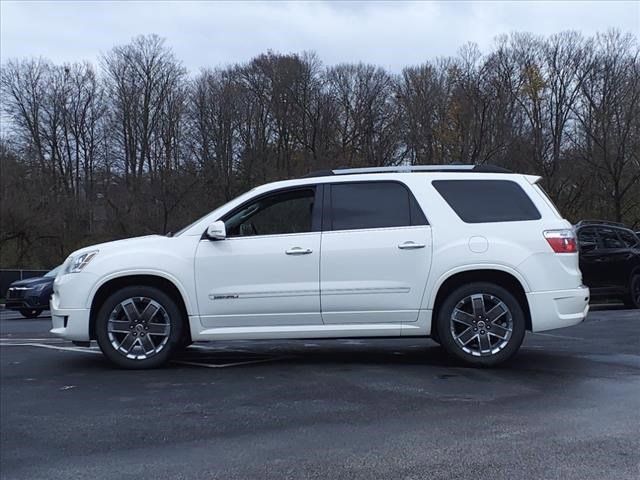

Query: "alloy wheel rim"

xmin=107 ymin=297 xmax=171 ymax=360
xmin=450 ymin=293 xmax=513 ymax=357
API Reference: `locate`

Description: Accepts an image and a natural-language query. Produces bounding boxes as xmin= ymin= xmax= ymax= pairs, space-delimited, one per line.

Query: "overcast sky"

xmin=1 ymin=1 xmax=638 ymax=72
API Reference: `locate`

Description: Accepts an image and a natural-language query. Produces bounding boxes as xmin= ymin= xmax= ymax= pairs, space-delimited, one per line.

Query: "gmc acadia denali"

xmin=50 ymin=165 xmax=590 ymax=368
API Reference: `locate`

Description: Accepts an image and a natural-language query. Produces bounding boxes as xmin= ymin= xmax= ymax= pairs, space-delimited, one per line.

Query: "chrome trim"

xmin=398 ymin=242 xmax=426 ymax=249
xmin=285 ymin=247 xmax=313 ymax=255
xmin=323 ymin=287 xmax=410 ymax=295
xmin=209 ymin=290 xmax=318 ymax=300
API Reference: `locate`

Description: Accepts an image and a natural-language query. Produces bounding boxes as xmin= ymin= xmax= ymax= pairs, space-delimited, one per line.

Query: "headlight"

xmin=33 ymin=283 xmax=49 ymax=292
xmin=66 ymin=250 xmax=99 ymax=273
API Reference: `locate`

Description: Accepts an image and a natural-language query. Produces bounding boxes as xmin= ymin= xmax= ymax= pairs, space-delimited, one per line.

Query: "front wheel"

xmin=20 ymin=308 xmax=43 ymax=318
xmin=95 ymin=286 xmax=184 ymax=369
xmin=436 ymin=282 xmax=526 ymax=367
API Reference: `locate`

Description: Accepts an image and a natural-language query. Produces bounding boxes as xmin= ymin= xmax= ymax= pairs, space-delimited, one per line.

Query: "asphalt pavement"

xmin=1 ymin=307 xmax=639 ymax=480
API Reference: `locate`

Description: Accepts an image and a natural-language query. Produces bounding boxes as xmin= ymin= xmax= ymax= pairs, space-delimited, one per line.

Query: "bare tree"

xmin=2 ymin=30 xmax=639 ymax=267
xmin=573 ymin=30 xmax=640 ymax=222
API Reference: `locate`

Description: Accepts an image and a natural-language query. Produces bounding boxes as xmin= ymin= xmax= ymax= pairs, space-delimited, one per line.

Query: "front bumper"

xmin=526 ymin=286 xmax=590 ymax=332
xmin=49 ymin=294 xmax=91 ymax=341
xmin=5 ymin=298 xmax=49 ymax=310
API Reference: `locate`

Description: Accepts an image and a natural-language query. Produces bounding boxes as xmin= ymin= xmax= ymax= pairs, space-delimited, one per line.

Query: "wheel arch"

xmin=88 ymin=273 xmax=192 ymax=343
xmin=430 ymin=268 xmax=532 ymax=337
xmin=626 ymin=265 xmax=640 ymax=307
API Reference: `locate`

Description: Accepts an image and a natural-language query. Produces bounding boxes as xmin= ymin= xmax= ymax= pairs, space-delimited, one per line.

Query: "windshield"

xmin=44 ymin=265 xmax=62 ymax=278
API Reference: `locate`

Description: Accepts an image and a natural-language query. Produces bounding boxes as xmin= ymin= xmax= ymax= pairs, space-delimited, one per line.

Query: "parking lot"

xmin=1 ymin=307 xmax=639 ymax=480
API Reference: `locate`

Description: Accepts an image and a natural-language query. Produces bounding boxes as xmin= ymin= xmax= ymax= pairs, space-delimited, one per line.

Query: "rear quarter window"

xmin=432 ymin=180 xmax=541 ymax=223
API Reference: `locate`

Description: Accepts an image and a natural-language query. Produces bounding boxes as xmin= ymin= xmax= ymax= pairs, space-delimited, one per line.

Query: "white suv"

xmin=50 ymin=165 xmax=590 ymax=368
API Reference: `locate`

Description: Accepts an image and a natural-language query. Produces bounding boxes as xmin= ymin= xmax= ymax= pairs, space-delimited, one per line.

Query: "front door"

xmin=320 ymin=181 xmax=432 ymax=324
xmin=195 ymin=186 xmax=322 ymax=328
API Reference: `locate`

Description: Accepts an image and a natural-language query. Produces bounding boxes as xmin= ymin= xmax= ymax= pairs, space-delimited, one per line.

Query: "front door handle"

xmin=398 ymin=241 xmax=426 ymax=250
xmin=286 ymin=247 xmax=313 ymax=255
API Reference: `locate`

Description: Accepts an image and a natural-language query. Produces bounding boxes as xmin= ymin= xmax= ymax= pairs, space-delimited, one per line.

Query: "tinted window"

xmin=410 ymin=195 xmax=428 ymax=225
xmin=578 ymin=227 xmax=600 ymax=249
xmin=225 ymin=188 xmax=315 ymax=237
xmin=433 ymin=180 xmax=541 ymax=223
xmin=330 ymin=182 xmax=426 ymax=231
xmin=599 ymin=228 xmax=625 ymax=249
xmin=618 ymin=230 xmax=639 ymax=248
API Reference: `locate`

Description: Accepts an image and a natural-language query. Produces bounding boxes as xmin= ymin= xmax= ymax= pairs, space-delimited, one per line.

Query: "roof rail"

xmin=575 ymin=219 xmax=628 ymax=228
xmin=301 ymin=169 xmax=335 ymax=178
xmin=303 ymin=164 xmax=511 ymax=178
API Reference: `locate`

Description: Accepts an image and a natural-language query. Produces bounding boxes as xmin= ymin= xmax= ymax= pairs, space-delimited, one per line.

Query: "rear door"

xmin=320 ymin=181 xmax=432 ymax=324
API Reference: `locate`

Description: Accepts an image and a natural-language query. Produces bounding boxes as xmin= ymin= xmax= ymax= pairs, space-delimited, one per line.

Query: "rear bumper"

xmin=49 ymin=294 xmax=91 ymax=341
xmin=527 ymin=286 xmax=590 ymax=332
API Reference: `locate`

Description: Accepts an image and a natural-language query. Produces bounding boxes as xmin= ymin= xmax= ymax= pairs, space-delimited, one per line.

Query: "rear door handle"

xmin=398 ymin=242 xmax=426 ymax=250
xmin=285 ymin=247 xmax=313 ymax=255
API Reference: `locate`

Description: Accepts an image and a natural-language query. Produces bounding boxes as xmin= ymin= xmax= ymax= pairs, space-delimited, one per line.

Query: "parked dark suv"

xmin=575 ymin=220 xmax=640 ymax=309
xmin=5 ymin=266 xmax=61 ymax=318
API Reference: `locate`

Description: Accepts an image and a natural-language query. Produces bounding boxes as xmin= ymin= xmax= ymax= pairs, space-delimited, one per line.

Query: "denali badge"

xmin=209 ymin=294 xmax=239 ymax=300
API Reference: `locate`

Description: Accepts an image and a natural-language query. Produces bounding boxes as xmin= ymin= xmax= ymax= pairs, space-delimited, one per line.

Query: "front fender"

xmin=87 ymin=268 xmax=196 ymax=314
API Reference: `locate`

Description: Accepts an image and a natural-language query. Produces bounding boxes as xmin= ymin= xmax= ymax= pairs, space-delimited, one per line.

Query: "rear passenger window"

xmin=432 ymin=180 xmax=541 ymax=223
xmin=330 ymin=182 xmax=427 ymax=231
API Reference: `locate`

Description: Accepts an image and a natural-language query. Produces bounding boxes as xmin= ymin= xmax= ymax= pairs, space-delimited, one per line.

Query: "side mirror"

xmin=206 ymin=221 xmax=226 ymax=240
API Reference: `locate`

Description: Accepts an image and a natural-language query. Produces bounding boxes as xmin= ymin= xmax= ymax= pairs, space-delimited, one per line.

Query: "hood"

xmin=68 ymin=235 xmax=165 ymax=257
xmin=9 ymin=276 xmax=54 ymax=289
xmin=63 ymin=235 xmax=178 ymax=274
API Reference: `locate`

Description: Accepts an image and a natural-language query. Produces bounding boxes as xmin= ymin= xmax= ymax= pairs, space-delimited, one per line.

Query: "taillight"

xmin=544 ymin=229 xmax=578 ymax=253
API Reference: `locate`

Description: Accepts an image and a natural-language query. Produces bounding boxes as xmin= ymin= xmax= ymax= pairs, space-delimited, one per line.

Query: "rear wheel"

xmin=19 ymin=308 xmax=43 ymax=318
xmin=95 ymin=286 xmax=183 ymax=369
xmin=436 ymin=282 xmax=526 ymax=367
xmin=624 ymin=274 xmax=640 ymax=309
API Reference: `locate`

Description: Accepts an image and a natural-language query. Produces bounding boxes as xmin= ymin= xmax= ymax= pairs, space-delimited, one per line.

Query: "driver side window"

xmin=224 ymin=188 xmax=316 ymax=238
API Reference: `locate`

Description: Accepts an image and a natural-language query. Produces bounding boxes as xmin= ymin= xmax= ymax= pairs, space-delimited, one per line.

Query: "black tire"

xmin=436 ymin=282 xmax=526 ymax=367
xmin=623 ymin=274 xmax=640 ymax=309
xmin=430 ymin=327 xmax=441 ymax=345
xmin=20 ymin=308 xmax=43 ymax=318
xmin=95 ymin=286 xmax=184 ymax=369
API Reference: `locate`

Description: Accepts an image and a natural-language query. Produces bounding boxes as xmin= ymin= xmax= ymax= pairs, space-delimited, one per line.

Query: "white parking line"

xmin=0 ymin=340 xmax=288 ymax=368
xmin=0 ymin=337 xmax=67 ymax=342
xmin=0 ymin=342 xmax=102 ymax=354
